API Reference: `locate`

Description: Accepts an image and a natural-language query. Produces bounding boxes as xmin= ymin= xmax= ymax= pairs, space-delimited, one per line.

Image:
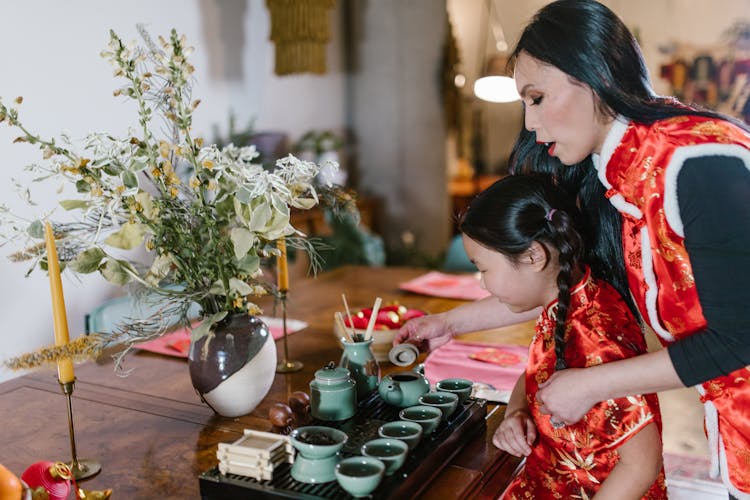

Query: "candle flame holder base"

xmin=275 ymin=292 xmax=304 ymax=373
xmin=276 ymin=360 xmax=304 ymax=373
xmin=60 ymin=381 xmax=102 ymax=480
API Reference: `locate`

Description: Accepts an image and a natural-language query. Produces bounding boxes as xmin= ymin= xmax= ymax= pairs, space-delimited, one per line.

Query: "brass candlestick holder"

xmin=275 ymin=291 xmax=303 ymax=373
xmin=60 ymin=380 xmax=101 ymax=480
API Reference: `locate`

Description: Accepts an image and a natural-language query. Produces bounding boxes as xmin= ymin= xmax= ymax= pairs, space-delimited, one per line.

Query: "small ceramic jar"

xmin=310 ymin=362 xmax=357 ymax=421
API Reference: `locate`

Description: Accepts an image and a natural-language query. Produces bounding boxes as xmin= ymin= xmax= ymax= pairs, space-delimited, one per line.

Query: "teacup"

xmin=399 ymin=405 xmax=442 ymax=435
xmin=335 ymin=456 xmax=385 ymax=498
xmin=378 ymin=420 xmax=423 ymax=451
xmin=418 ymin=391 xmax=459 ymax=421
xmin=361 ymin=438 xmax=408 ymax=476
xmin=435 ymin=378 xmax=474 ymax=404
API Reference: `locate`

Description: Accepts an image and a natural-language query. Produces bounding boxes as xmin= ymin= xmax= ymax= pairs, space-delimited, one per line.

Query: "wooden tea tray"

xmin=199 ymin=391 xmax=488 ymax=499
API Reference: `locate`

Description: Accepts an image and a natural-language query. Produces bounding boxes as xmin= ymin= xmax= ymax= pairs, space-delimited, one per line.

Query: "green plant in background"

xmin=0 ymin=26 xmax=356 ymax=371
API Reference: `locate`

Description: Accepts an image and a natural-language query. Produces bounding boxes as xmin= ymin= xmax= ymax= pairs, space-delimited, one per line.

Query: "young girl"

xmin=460 ymin=175 xmax=666 ymax=499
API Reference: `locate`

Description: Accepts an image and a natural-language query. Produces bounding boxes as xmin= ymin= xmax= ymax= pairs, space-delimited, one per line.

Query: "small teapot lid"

xmin=314 ymin=361 xmax=351 ymax=383
xmin=389 ymin=343 xmax=419 ymax=367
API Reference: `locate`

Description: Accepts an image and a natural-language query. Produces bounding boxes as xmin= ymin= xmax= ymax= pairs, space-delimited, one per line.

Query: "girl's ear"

xmin=520 ymin=241 xmax=549 ymax=271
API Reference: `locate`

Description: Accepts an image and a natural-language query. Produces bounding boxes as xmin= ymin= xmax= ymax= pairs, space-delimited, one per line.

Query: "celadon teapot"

xmin=378 ymin=370 xmax=430 ymax=408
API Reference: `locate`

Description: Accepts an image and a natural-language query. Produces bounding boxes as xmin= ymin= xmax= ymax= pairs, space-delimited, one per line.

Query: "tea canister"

xmin=310 ymin=362 xmax=357 ymax=421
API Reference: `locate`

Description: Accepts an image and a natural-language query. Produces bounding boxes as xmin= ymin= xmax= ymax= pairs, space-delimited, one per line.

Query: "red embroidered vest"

xmin=599 ymin=115 xmax=750 ymax=496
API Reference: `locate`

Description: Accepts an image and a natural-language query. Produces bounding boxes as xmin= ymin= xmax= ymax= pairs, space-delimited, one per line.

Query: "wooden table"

xmin=0 ymin=266 xmax=532 ymax=499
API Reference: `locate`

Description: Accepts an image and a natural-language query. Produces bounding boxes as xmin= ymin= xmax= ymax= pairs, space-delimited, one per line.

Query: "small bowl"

xmin=418 ymin=391 xmax=459 ymax=421
xmin=399 ymin=405 xmax=442 ymax=435
xmin=378 ymin=420 xmax=423 ymax=451
xmin=361 ymin=438 xmax=408 ymax=476
xmin=335 ymin=456 xmax=385 ymax=498
xmin=436 ymin=378 xmax=474 ymax=404
xmin=290 ymin=426 xmax=348 ymax=459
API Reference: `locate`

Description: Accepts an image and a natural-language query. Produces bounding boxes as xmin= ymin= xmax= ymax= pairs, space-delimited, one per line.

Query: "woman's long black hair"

xmin=507 ymin=0 xmax=750 ymax=320
xmin=460 ymin=174 xmax=584 ymax=371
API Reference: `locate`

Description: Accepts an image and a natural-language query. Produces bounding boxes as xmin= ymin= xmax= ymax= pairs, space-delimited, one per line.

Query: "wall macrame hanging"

xmin=266 ymin=0 xmax=335 ymax=75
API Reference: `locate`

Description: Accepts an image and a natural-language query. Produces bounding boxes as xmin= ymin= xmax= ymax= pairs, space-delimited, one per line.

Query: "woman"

xmin=395 ymin=1 xmax=750 ymax=497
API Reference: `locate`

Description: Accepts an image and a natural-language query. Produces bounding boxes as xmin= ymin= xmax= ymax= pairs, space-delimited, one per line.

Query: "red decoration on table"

xmin=469 ymin=347 xmax=524 ymax=366
xmin=21 ymin=461 xmax=73 ymax=500
xmin=344 ymin=304 xmax=425 ymax=331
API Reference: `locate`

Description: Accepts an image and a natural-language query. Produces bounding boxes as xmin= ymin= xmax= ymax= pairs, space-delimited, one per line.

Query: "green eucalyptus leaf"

xmin=230 ymin=227 xmax=255 ymax=260
xmin=190 ymin=311 xmax=227 ymax=343
xmin=209 ymin=279 xmax=225 ymax=295
xmin=100 ymin=259 xmax=134 ymax=286
xmin=135 ymin=191 xmax=153 ymax=218
xmin=145 ymin=254 xmax=173 ymax=285
xmin=248 ymin=201 xmax=272 ymax=232
xmin=121 ymin=170 xmax=138 ymax=189
xmin=27 ymin=220 xmax=44 ymax=239
xmin=104 ymin=222 xmax=144 ymax=250
xmin=75 ymin=179 xmax=91 ymax=193
xmin=229 ymin=277 xmax=253 ymax=296
xmin=60 ymin=199 xmax=90 ymax=211
xmin=235 ymin=253 xmax=260 ymax=275
xmin=235 ymin=185 xmax=253 ymax=204
xmin=102 ymin=163 xmax=123 ymax=176
xmin=69 ymin=247 xmax=106 ymax=273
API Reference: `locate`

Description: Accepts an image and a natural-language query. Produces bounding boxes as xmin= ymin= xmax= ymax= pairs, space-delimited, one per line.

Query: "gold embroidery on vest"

xmin=691 ymin=120 xmax=727 ymax=138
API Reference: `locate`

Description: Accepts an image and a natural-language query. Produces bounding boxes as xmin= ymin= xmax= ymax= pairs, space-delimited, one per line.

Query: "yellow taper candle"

xmin=44 ymin=222 xmax=75 ymax=384
xmin=276 ymin=238 xmax=289 ymax=293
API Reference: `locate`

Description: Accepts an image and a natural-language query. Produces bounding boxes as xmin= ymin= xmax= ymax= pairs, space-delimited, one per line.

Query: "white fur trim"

xmin=608 ymin=193 xmax=643 ymax=220
xmin=702 ymin=396 xmax=720 ymax=479
xmin=596 ymin=117 xmax=643 ymax=218
xmin=640 ymin=228 xmax=674 ymax=342
xmin=595 ymin=116 xmax=630 ymax=188
xmin=664 ymin=143 xmax=750 ymax=237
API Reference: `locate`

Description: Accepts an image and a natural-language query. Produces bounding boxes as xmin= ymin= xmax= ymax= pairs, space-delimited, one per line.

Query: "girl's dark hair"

xmin=508 ymin=0 xmax=750 ymax=319
xmin=460 ymin=174 xmax=583 ymax=371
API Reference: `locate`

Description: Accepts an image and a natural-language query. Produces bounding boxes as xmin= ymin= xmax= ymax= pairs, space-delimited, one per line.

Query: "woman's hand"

xmin=393 ymin=312 xmax=453 ymax=352
xmin=493 ymin=409 xmax=537 ymax=457
xmin=535 ymin=368 xmax=598 ymax=424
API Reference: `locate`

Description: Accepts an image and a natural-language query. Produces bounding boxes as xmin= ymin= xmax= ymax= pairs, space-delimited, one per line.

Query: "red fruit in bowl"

xmin=376 ymin=310 xmax=401 ymax=329
xmin=402 ymin=309 xmax=426 ymax=321
xmin=349 ymin=315 xmax=369 ymax=329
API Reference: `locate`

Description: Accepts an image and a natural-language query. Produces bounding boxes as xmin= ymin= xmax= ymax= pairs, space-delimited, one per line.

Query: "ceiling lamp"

xmin=473 ymin=0 xmax=520 ymax=103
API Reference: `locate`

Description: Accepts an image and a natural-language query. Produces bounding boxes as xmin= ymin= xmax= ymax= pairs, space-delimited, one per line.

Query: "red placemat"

xmin=135 ymin=316 xmax=308 ymax=358
xmin=398 ymin=271 xmax=491 ymax=301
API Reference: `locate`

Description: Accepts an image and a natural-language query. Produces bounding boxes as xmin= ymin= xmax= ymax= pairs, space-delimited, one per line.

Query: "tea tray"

xmin=199 ymin=391 xmax=487 ymax=499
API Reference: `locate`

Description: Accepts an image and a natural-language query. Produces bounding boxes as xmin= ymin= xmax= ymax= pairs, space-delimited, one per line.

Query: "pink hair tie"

xmin=545 ymin=209 xmax=557 ymax=221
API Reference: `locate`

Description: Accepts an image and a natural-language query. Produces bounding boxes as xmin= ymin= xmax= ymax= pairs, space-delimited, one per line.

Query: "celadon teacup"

xmin=418 ymin=391 xmax=459 ymax=421
xmin=335 ymin=456 xmax=385 ymax=498
xmin=435 ymin=378 xmax=474 ymax=404
xmin=378 ymin=420 xmax=423 ymax=451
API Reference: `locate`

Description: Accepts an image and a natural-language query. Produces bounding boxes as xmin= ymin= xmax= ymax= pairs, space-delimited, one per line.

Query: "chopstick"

xmin=335 ymin=311 xmax=353 ymax=343
xmin=363 ymin=296 xmax=382 ymax=341
xmin=341 ymin=293 xmax=357 ymax=341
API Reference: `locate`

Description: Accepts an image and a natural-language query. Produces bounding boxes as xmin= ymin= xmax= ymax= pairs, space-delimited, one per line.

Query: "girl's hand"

xmin=393 ymin=312 xmax=453 ymax=352
xmin=536 ymin=368 xmax=597 ymax=424
xmin=493 ymin=409 xmax=537 ymax=457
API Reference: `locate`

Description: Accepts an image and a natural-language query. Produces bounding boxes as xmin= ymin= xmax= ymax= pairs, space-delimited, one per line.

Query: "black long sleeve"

xmin=666 ymin=155 xmax=750 ymax=386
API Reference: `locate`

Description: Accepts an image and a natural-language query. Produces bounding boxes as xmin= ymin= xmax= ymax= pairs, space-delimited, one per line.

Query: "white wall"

xmin=0 ymin=0 xmax=345 ymax=382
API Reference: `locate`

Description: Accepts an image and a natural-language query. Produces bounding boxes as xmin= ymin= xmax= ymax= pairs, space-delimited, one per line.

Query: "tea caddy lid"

xmin=314 ymin=362 xmax=351 ymax=384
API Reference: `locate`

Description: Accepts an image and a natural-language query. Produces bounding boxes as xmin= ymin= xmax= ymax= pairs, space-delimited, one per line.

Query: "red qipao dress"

xmin=594 ymin=115 xmax=750 ymax=497
xmin=502 ymin=267 xmax=667 ymax=500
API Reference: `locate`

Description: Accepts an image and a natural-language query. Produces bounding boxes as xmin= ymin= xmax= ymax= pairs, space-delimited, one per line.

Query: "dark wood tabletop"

xmin=0 ymin=266 xmax=529 ymax=499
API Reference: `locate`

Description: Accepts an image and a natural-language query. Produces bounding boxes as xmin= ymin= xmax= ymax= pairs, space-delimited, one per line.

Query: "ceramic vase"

xmin=340 ymin=338 xmax=380 ymax=401
xmin=188 ymin=314 xmax=277 ymax=417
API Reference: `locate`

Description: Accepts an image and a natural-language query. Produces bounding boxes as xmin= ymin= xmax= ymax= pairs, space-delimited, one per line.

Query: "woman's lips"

xmin=547 ymin=142 xmax=556 ymax=156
